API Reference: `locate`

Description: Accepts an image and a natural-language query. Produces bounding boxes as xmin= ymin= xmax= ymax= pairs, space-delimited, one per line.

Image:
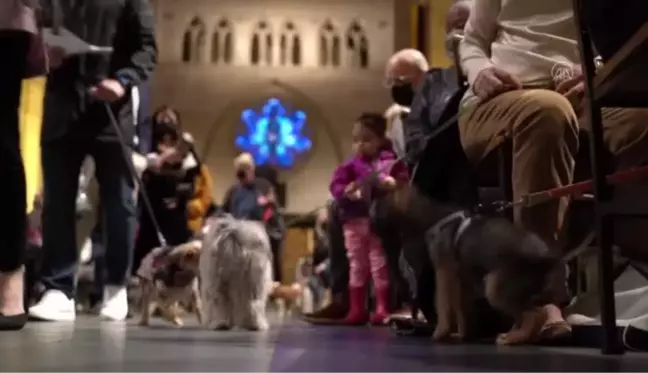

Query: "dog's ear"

xmin=167 ymin=241 xmax=201 ymax=263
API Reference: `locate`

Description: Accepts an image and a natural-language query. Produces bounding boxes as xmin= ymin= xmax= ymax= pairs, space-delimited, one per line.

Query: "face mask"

xmin=236 ymin=170 xmax=246 ymax=180
xmin=391 ymin=83 xmax=415 ymax=107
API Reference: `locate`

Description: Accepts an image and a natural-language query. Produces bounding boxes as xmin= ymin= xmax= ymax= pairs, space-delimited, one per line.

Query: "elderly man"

xmin=222 ymin=154 xmax=284 ymax=284
xmin=384 ymin=49 xmax=429 ymax=157
xmin=458 ymin=0 xmax=648 ymax=343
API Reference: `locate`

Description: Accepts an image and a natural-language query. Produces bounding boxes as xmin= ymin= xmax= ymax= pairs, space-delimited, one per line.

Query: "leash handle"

xmin=104 ymin=103 xmax=168 ymax=248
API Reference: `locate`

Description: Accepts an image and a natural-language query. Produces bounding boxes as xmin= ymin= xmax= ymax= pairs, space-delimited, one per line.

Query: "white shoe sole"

xmin=100 ymin=309 xmax=128 ymax=321
xmin=29 ymin=308 xmax=76 ymax=322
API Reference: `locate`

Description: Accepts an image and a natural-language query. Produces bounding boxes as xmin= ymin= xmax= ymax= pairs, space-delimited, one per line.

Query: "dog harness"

xmin=427 ymin=210 xmax=472 ymax=246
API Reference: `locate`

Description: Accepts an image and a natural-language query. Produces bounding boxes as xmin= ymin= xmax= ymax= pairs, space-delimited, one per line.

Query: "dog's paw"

xmin=432 ymin=324 xmax=453 ymax=342
xmin=138 ymin=319 xmax=150 ymax=327
xmin=171 ymin=317 xmax=184 ymax=327
xmin=213 ymin=323 xmax=232 ymax=331
xmin=243 ymin=318 xmax=269 ymax=331
xmin=256 ymin=319 xmax=270 ymax=331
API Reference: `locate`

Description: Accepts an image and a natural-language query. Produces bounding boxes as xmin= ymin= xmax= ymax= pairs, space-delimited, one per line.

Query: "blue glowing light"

xmin=236 ymin=98 xmax=312 ymax=167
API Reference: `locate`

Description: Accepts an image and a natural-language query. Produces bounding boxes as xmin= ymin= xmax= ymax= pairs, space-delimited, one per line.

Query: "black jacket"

xmin=404 ymin=67 xmax=476 ymax=207
xmin=40 ymin=0 xmax=157 ymax=144
xmin=404 ymin=68 xmax=465 ymax=162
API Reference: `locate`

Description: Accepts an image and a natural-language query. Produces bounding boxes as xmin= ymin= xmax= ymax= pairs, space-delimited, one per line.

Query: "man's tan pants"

xmin=459 ymin=89 xmax=648 ymax=300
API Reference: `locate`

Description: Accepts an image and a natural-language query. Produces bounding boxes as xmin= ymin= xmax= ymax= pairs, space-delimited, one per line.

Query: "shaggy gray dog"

xmin=199 ymin=214 xmax=273 ymax=331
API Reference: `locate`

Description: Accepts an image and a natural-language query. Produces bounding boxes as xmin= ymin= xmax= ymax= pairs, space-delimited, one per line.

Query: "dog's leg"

xmin=139 ymin=281 xmax=153 ymax=327
xmin=433 ymin=260 xmax=454 ymax=342
xmin=239 ymin=265 xmax=271 ymax=331
xmin=210 ymin=292 xmax=233 ymax=330
xmin=242 ymin=298 xmax=269 ymax=331
xmin=192 ymin=283 xmax=203 ymax=325
xmin=167 ymin=301 xmax=184 ymax=327
xmin=448 ymin=260 xmax=466 ymax=341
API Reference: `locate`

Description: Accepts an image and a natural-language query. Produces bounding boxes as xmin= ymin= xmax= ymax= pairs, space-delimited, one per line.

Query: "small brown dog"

xmin=137 ymin=241 xmax=203 ymax=327
xmin=268 ymin=283 xmax=303 ymax=317
xmin=380 ymin=184 xmax=561 ymax=345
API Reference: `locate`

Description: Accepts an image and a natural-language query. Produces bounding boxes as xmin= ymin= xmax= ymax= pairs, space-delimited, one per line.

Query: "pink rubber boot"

xmin=370 ymin=287 xmax=391 ymax=326
xmin=342 ymin=287 xmax=369 ymax=325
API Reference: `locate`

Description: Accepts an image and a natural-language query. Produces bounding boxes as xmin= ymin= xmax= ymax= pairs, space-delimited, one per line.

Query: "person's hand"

xmin=556 ymin=74 xmax=586 ymax=113
xmin=148 ymin=148 xmax=180 ymax=173
xmin=378 ymin=175 xmax=397 ymax=190
xmin=159 ymin=147 xmax=182 ymax=165
xmin=89 ymin=79 xmax=126 ymax=102
xmin=257 ymin=195 xmax=269 ymax=206
xmin=556 ymin=74 xmax=585 ymax=99
xmin=473 ymin=66 xmax=522 ymax=101
xmin=47 ymin=46 xmax=67 ymax=69
xmin=314 ymin=262 xmax=328 ymax=275
xmin=344 ymin=182 xmax=362 ymax=200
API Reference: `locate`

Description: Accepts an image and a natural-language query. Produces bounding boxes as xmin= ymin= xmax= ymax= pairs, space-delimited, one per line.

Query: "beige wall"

xmin=151 ymin=0 xmax=405 ymax=213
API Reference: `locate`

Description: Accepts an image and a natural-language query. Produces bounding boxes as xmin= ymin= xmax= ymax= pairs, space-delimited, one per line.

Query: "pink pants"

xmin=343 ymin=218 xmax=389 ymax=290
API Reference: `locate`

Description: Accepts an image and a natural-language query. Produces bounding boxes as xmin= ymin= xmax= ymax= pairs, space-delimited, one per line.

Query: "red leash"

xmin=518 ymin=164 xmax=648 ymax=208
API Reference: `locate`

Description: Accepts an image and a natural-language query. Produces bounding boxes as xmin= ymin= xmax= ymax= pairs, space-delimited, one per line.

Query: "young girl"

xmin=329 ymin=113 xmax=409 ymax=325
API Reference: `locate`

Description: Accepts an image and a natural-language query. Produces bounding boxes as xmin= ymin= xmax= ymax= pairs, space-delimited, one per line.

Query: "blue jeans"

xmin=40 ymin=139 xmax=136 ymax=299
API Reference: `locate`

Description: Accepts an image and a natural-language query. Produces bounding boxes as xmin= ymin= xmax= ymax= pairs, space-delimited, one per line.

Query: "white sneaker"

xmin=100 ymin=286 xmax=128 ymax=321
xmin=28 ymin=290 xmax=76 ymax=321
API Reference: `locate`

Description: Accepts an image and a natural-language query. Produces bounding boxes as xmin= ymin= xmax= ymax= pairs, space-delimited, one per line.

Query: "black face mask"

xmin=236 ymin=170 xmax=246 ymax=180
xmin=391 ymin=83 xmax=415 ymax=107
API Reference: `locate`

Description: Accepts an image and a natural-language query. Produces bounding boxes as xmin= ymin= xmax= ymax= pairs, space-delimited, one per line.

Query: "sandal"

xmin=537 ymin=321 xmax=572 ymax=344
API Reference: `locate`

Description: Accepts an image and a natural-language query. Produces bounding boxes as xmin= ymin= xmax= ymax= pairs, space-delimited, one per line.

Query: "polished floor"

xmin=2 ymin=315 xmax=648 ymax=371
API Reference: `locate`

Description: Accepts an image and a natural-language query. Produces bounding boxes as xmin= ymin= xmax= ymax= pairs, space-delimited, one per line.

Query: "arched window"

xmin=319 ymin=20 xmax=341 ymax=67
xmin=182 ymin=17 xmax=206 ymax=63
xmin=346 ymin=21 xmax=369 ymax=68
xmin=279 ymin=22 xmax=301 ymax=66
xmin=251 ymin=21 xmax=273 ymax=66
xmin=211 ymin=18 xmax=233 ymax=64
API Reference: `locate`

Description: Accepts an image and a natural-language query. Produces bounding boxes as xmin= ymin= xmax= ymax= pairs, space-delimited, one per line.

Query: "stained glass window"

xmin=235 ymin=98 xmax=312 ymax=168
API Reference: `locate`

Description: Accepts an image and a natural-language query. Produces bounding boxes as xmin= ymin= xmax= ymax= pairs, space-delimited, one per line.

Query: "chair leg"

xmin=597 ymin=217 xmax=624 ymax=353
xmin=573 ymin=0 xmax=623 ymax=353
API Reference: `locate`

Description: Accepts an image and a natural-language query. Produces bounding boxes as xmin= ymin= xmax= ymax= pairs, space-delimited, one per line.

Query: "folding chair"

xmin=572 ymin=0 xmax=648 ymax=354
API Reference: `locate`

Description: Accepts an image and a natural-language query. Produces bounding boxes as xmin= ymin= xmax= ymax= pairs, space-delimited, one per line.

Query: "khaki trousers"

xmin=459 ymin=89 xmax=648 ymax=259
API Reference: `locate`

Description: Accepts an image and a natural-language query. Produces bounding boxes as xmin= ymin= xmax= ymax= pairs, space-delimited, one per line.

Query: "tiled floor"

xmin=1 ymin=316 xmax=648 ymax=371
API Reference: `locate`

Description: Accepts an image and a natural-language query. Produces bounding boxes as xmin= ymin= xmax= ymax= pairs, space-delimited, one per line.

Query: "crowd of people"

xmin=2 ymin=0 xmax=647 ymax=351
xmin=301 ymin=0 xmax=648 ymax=346
xmin=0 ymin=0 xmax=292 ymax=329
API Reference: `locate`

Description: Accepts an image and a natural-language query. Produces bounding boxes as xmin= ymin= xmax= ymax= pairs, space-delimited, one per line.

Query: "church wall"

xmin=151 ymin=0 xmax=400 ymax=213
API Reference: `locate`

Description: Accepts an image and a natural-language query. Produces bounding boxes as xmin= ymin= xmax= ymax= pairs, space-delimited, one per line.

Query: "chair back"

xmin=576 ymin=0 xmax=648 ymax=60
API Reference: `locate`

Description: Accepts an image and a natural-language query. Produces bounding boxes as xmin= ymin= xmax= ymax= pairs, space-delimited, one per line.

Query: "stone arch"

xmin=345 ymin=20 xmax=369 ymax=68
xmin=182 ymin=16 xmax=206 ymax=63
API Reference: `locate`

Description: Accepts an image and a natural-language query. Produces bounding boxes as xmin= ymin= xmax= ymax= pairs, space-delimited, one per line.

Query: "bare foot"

xmin=0 ymin=267 xmax=25 ymax=316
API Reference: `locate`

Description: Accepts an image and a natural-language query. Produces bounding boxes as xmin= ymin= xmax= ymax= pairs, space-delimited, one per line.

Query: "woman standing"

xmin=0 ymin=0 xmax=47 ymax=330
xmin=133 ymin=109 xmax=200 ymax=274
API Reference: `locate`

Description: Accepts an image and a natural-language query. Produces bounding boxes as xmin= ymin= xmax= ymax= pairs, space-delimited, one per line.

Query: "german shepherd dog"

xmin=378 ymin=183 xmax=561 ymax=345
